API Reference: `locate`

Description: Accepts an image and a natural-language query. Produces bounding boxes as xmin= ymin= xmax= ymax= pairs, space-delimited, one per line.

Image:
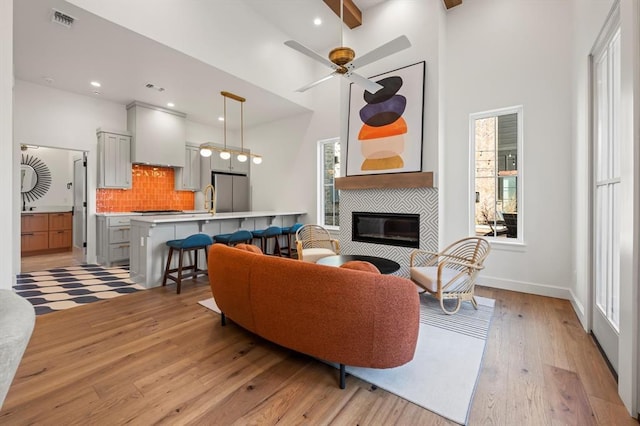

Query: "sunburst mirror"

xmin=21 ymin=153 xmax=52 ymax=203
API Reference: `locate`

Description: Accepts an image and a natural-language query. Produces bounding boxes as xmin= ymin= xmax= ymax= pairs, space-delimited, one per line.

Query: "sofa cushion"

xmin=410 ymin=266 xmax=468 ymax=293
xmin=340 ymin=260 xmax=381 ymax=274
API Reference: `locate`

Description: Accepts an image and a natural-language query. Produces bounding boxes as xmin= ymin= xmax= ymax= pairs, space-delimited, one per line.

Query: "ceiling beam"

xmin=443 ymin=0 xmax=463 ymax=9
xmin=323 ymin=0 xmax=362 ymax=29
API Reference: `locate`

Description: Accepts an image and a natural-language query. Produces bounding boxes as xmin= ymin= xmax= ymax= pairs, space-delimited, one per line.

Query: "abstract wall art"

xmin=346 ymin=61 xmax=425 ymax=176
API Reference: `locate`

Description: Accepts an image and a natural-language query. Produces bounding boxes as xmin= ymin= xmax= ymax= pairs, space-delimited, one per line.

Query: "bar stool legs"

xmin=162 ymin=233 xmax=213 ymax=294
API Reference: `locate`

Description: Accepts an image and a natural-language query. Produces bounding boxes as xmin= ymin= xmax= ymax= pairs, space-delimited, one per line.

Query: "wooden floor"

xmin=1 ymin=279 xmax=637 ymax=425
xmin=20 ymin=249 xmax=85 ymax=273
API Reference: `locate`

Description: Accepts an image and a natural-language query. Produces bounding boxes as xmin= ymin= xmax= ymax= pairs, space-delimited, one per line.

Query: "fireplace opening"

xmin=352 ymin=212 xmax=420 ymax=248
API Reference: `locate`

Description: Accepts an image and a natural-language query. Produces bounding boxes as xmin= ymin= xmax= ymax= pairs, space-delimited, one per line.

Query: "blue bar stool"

xmin=162 ymin=233 xmax=213 ymax=294
xmin=251 ymin=226 xmax=282 ymax=256
xmin=280 ymin=223 xmax=302 ymax=258
xmin=212 ymin=230 xmax=253 ymax=246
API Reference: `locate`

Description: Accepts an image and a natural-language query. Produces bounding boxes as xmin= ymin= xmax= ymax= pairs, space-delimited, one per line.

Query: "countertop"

xmin=129 ymin=211 xmax=305 ymax=224
xmin=21 ymin=207 xmax=73 ymax=214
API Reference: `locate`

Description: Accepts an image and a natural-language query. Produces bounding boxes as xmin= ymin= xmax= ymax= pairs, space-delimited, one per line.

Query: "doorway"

xmin=590 ymin=4 xmax=620 ymax=375
xmin=20 ymin=146 xmax=88 ymax=273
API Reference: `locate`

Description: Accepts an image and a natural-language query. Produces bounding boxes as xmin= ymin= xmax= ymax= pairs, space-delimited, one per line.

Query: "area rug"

xmin=15 ymin=264 xmax=145 ymax=315
xmin=198 ymin=293 xmax=494 ymax=425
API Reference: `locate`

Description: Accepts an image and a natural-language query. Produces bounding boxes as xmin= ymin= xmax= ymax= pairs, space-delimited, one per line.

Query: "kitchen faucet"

xmin=203 ymin=184 xmax=216 ymax=215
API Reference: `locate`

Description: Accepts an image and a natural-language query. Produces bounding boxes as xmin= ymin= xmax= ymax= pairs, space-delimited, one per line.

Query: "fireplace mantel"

xmin=335 ymin=172 xmax=433 ymax=190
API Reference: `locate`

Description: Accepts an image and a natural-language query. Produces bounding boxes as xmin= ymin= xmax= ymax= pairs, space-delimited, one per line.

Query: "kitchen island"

xmin=129 ymin=211 xmax=305 ymax=288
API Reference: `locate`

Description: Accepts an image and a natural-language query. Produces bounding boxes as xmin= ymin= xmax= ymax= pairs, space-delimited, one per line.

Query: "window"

xmin=470 ymin=106 xmax=523 ymax=241
xmin=318 ymin=138 xmax=340 ymax=228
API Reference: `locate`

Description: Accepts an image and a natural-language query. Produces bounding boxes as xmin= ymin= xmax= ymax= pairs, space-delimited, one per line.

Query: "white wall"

xmin=444 ymin=0 xmax=575 ymax=299
xmin=20 ymin=146 xmax=79 ymax=210
xmin=247 ymin=77 xmax=341 ymax=222
xmin=13 ymin=80 xmax=127 ymax=265
xmin=1 ymin=0 xmax=14 ymax=290
xmin=342 ymin=0 xmax=444 ymax=178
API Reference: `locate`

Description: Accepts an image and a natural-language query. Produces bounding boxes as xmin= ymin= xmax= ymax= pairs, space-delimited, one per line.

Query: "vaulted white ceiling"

xmin=13 ymin=0 xmax=389 ymax=129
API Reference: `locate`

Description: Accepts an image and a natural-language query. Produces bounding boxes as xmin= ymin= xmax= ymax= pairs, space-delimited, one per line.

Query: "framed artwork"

xmin=346 ymin=61 xmax=425 ymax=176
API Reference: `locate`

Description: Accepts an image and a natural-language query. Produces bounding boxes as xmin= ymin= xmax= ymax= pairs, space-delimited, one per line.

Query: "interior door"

xmin=72 ymin=153 xmax=87 ymax=263
xmin=591 ymin=16 xmax=620 ymax=374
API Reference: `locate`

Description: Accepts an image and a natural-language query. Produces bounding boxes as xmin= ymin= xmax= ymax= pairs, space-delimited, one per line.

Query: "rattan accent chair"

xmin=409 ymin=237 xmax=491 ymax=314
xmin=295 ymin=224 xmax=340 ymax=262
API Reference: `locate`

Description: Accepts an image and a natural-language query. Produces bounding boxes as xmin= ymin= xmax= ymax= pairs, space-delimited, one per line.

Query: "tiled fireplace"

xmin=339 ymin=186 xmax=438 ymax=267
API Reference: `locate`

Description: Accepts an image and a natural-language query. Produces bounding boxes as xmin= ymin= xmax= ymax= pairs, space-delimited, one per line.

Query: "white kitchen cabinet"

xmin=175 ymin=143 xmax=201 ymax=191
xmin=97 ymin=129 xmax=132 ymax=189
xmin=97 ymin=215 xmax=136 ymax=267
xmin=127 ymin=101 xmax=186 ymax=167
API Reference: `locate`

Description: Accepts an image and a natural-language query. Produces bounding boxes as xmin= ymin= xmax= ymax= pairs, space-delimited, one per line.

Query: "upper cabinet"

xmin=126 ymin=101 xmax=186 ymax=167
xmin=97 ymin=129 xmax=132 ymax=189
xmin=175 ymin=143 xmax=201 ymax=191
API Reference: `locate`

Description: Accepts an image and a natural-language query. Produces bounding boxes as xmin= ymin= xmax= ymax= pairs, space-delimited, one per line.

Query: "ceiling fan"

xmin=284 ymin=0 xmax=411 ymax=94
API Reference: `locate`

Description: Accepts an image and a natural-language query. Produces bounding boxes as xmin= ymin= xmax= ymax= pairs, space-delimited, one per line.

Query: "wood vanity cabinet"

xmin=48 ymin=212 xmax=73 ymax=250
xmin=21 ymin=212 xmax=72 ymax=255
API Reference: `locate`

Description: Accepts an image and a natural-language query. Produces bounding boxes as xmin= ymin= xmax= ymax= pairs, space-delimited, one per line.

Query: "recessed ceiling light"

xmin=43 ymin=76 xmax=54 ymax=84
xmin=313 ymin=17 xmax=322 ymax=26
xmin=92 ymin=90 xmax=101 ymax=95
xmin=90 ymin=81 xmax=101 ymax=87
xmin=218 ymin=116 xmax=224 ymax=121
xmin=167 ymin=102 xmax=175 ymax=107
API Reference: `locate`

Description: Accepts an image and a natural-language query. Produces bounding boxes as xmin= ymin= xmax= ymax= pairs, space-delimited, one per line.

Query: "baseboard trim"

xmin=568 ymin=288 xmax=588 ymax=330
xmin=478 ymin=276 xmax=572 ymax=300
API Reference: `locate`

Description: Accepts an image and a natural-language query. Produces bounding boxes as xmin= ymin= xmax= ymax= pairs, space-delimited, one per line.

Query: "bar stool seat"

xmin=280 ymin=223 xmax=302 ymax=258
xmin=162 ymin=233 xmax=213 ymax=294
xmin=213 ymin=230 xmax=253 ymax=246
xmin=251 ymin=226 xmax=282 ymax=256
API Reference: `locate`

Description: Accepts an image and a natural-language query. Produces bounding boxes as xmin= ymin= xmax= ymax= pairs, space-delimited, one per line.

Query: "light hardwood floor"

xmin=1 ymin=279 xmax=637 ymax=425
xmin=20 ymin=249 xmax=86 ymax=273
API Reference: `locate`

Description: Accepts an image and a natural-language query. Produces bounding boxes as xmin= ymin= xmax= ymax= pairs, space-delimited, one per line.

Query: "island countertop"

xmin=128 ymin=211 xmax=305 ymax=288
xmin=129 ymin=211 xmax=305 ymax=225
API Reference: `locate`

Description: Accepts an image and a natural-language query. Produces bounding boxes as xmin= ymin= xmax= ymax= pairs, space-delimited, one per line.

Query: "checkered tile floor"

xmin=15 ymin=264 xmax=145 ymax=315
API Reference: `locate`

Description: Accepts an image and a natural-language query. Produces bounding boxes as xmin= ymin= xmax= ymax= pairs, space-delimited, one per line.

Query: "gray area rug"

xmin=199 ymin=293 xmax=494 ymax=425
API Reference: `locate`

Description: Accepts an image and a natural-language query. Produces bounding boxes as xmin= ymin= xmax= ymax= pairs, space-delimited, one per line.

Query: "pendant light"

xmin=199 ymin=91 xmax=263 ymax=164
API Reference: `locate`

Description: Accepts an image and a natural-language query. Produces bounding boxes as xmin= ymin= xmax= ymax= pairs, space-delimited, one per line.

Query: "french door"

xmin=591 ymin=10 xmax=620 ymax=374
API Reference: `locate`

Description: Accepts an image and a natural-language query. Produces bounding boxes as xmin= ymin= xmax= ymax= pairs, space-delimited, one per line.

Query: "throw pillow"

xmin=235 ymin=243 xmax=263 ymax=255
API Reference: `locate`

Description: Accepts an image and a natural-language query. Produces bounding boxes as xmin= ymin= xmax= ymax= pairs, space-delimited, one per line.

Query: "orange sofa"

xmin=207 ymin=244 xmax=420 ymax=388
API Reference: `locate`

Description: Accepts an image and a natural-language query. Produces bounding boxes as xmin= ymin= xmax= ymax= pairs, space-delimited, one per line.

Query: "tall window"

xmin=470 ymin=106 xmax=523 ymax=241
xmin=318 ymin=138 xmax=340 ymax=228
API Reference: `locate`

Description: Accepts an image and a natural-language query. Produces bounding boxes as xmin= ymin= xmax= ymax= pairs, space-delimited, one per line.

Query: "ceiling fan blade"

xmin=284 ymin=40 xmax=339 ymax=71
xmin=295 ymin=72 xmax=338 ymax=92
xmin=344 ymin=71 xmax=384 ymax=94
xmin=347 ymin=35 xmax=411 ymax=70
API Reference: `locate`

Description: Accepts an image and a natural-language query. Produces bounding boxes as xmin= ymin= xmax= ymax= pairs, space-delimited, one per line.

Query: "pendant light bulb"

xmin=252 ymin=156 xmax=262 ymax=165
xmin=220 ymin=151 xmax=231 ymax=160
xmin=237 ymin=153 xmax=248 ymax=163
xmin=200 ymin=147 xmax=212 ymax=157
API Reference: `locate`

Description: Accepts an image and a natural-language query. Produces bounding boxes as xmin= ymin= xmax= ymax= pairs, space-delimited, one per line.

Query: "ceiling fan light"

xmin=252 ymin=156 xmax=262 ymax=165
xmin=200 ymin=147 xmax=212 ymax=157
xmin=220 ymin=151 xmax=231 ymax=160
xmin=237 ymin=153 xmax=248 ymax=163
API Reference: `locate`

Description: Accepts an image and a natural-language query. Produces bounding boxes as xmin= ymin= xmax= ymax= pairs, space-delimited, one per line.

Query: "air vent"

xmin=145 ymin=83 xmax=165 ymax=92
xmin=51 ymin=9 xmax=76 ymax=28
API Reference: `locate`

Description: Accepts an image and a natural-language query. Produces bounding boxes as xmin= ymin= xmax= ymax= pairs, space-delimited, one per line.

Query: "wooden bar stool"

xmin=280 ymin=223 xmax=302 ymax=258
xmin=162 ymin=233 xmax=213 ymax=294
xmin=251 ymin=226 xmax=282 ymax=256
xmin=212 ymin=230 xmax=253 ymax=246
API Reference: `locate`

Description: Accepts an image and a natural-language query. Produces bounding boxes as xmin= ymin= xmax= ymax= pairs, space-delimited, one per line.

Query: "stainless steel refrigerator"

xmin=212 ymin=172 xmax=250 ymax=213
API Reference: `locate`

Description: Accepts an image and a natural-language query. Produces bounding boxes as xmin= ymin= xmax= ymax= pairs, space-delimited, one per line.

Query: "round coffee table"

xmin=316 ymin=255 xmax=401 ymax=275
